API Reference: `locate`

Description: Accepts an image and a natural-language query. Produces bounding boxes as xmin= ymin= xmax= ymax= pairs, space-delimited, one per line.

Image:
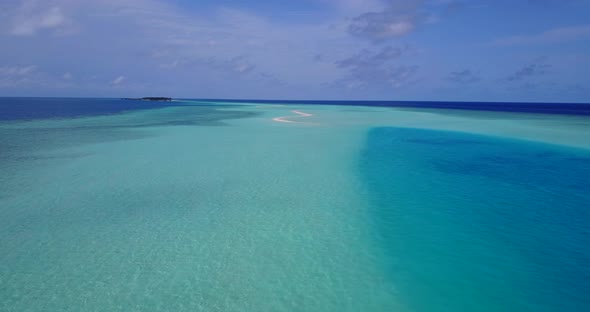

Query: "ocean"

xmin=0 ymin=97 xmax=589 ymax=311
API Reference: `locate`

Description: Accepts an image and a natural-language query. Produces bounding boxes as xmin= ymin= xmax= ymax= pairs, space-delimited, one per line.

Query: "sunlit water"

xmin=1 ymin=98 xmax=589 ymax=311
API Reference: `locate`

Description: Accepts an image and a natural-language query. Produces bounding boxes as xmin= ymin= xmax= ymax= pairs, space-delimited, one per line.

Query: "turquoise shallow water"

xmin=1 ymin=99 xmax=589 ymax=311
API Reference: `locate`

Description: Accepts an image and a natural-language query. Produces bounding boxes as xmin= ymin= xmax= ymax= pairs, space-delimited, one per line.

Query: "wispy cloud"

xmin=447 ymin=69 xmax=481 ymax=84
xmin=335 ymin=45 xmax=418 ymax=89
xmin=505 ymin=61 xmax=551 ymax=82
xmin=111 ymin=75 xmax=126 ymax=87
xmin=338 ymin=46 xmax=406 ymax=68
xmin=7 ymin=1 xmax=72 ymax=36
xmin=159 ymin=60 xmax=179 ymax=69
xmin=347 ymin=0 xmax=425 ymax=41
xmin=0 ymin=64 xmax=83 ymax=91
xmin=493 ymin=25 xmax=590 ymax=46
xmin=319 ymin=0 xmax=382 ymax=13
xmin=0 ymin=65 xmax=37 ymax=76
xmin=345 ymin=0 xmax=457 ymax=42
xmin=0 ymin=65 xmax=38 ymax=87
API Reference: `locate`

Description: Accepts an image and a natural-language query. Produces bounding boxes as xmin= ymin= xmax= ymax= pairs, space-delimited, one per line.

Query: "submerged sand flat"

xmin=0 ymin=104 xmax=402 ymax=311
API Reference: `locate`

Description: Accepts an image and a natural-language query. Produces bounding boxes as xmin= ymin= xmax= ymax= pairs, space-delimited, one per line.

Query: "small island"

xmin=123 ymin=97 xmax=173 ymax=101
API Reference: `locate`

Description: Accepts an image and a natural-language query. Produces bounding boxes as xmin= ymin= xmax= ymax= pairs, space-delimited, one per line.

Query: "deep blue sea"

xmin=2 ymin=98 xmax=590 ymax=121
xmin=360 ymin=128 xmax=590 ymax=311
xmin=194 ymin=98 xmax=590 ymax=115
xmin=0 ymin=97 xmax=184 ymax=121
xmin=0 ymin=97 xmax=589 ymax=311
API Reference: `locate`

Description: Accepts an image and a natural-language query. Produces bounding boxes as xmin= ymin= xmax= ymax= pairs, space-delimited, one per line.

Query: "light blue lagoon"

xmin=0 ymin=99 xmax=589 ymax=311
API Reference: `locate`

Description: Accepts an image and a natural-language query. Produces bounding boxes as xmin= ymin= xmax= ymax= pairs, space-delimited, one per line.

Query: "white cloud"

xmin=111 ymin=75 xmax=126 ymax=86
xmin=0 ymin=65 xmax=77 ymax=89
xmin=0 ymin=65 xmax=37 ymax=76
xmin=8 ymin=1 xmax=70 ymax=36
xmin=0 ymin=64 xmax=39 ymax=87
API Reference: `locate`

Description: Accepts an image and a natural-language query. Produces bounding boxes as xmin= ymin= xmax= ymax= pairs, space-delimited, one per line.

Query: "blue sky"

xmin=0 ymin=0 xmax=589 ymax=102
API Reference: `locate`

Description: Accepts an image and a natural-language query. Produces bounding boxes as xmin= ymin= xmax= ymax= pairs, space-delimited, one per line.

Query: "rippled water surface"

xmin=1 ymin=98 xmax=589 ymax=311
